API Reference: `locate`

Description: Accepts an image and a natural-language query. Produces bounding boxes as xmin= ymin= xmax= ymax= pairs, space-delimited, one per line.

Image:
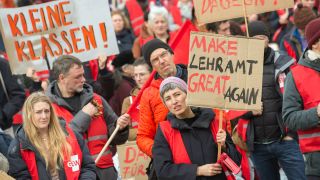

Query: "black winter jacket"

xmin=242 ymin=48 xmax=296 ymax=151
xmin=116 ymin=29 xmax=135 ymax=53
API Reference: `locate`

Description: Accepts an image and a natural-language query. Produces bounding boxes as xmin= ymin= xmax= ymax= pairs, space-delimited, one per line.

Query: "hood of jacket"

xmin=46 ymin=81 xmax=94 ymax=111
xmin=167 ymin=108 xmax=215 ymax=130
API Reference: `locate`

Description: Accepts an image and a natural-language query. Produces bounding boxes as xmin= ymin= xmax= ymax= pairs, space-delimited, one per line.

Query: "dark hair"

xmin=206 ymin=20 xmax=228 ymax=33
xmin=133 ymin=57 xmax=152 ymax=72
xmin=191 ymin=7 xmax=196 ymax=22
xmin=229 ymin=21 xmax=244 ymax=36
xmin=144 ymin=10 xmax=149 ymax=21
xmin=51 ymin=55 xmax=82 ymax=81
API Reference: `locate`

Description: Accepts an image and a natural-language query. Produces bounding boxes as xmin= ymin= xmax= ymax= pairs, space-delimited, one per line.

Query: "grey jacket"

xmin=46 ymin=81 xmax=129 ymax=145
xmin=282 ymin=50 xmax=320 ymax=131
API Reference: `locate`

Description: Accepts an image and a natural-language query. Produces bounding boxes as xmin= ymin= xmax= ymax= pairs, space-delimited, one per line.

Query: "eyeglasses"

xmin=150 ymin=50 xmax=170 ymax=65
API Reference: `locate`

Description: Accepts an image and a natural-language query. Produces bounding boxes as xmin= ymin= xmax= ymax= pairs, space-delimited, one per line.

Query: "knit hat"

xmin=293 ymin=4 xmax=316 ymax=30
xmin=142 ymin=39 xmax=173 ymax=67
xmin=305 ymin=17 xmax=320 ymax=48
xmin=247 ymin=21 xmax=270 ymax=39
xmin=159 ymin=76 xmax=187 ymax=98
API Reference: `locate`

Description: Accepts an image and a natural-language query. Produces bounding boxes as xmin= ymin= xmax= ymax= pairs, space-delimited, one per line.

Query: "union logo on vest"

xmin=67 ymin=155 xmax=80 ymax=172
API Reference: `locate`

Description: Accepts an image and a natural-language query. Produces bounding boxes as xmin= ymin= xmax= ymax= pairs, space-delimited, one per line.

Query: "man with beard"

xmin=46 ymin=55 xmax=130 ymax=180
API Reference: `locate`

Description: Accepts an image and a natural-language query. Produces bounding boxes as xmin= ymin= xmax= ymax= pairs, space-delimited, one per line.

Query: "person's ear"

xmin=311 ymin=40 xmax=320 ymax=50
xmin=58 ymin=74 xmax=65 ymax=82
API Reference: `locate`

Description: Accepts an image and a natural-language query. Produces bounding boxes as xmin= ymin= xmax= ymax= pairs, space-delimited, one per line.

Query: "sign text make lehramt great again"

xmin=187 ymin=32 xmax=264 ymax=111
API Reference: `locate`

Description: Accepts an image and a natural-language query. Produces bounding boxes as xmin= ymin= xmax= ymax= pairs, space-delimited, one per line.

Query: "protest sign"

xmin=117 ymin=141 xmax=150 ymax=180
xmin=0 ymin=0 xmax=118 ymax=74
xmin=187 ymin=32 xmax=264 ymax=111
xmin=193 ymin=0 xmax=294 ymax=24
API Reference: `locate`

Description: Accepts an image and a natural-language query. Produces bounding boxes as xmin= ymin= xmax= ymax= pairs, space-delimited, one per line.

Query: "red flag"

xmin=171 ymin=20 xmax=198 ymax=65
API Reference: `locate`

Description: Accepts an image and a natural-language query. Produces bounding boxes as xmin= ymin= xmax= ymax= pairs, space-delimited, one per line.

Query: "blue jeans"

xmin=251 ymin=140 xmax=306 ymax=180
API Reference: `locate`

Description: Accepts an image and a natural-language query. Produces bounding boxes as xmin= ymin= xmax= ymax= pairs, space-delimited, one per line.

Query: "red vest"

xmin=52 ymin=94 xmax=113 ymax=168
xmin=20 ymin=126 xmax=82 ymax=180
xmin=129 ymin=95 xmax=140 ymax=128
xmin=126 ymin=0 xmax=145 ymax=36
xmin=292 ymin=64 xmax=320 ymax=153
xmin=159 ymin=120 xmax=235 ymax=179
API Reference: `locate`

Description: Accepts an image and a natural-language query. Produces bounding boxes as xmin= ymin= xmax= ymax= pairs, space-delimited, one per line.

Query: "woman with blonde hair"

xmin=8 ymin=92 xmax=96 ymax=179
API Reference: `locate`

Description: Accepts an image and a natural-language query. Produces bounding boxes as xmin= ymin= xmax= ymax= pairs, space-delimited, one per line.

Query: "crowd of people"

xmin=0 ymin=0 xmax=320 ymax=180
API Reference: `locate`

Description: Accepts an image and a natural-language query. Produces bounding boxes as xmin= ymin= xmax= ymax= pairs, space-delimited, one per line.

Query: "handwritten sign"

xmin=193 ymin=0 xmax=294 ymax=24
xmin=187 ymin=32 xmax=264 ymax=111
xmin=0 ymin=0 xmax=118 ymax=74
xmin=117 ymin=141 xmax=151 ymax=180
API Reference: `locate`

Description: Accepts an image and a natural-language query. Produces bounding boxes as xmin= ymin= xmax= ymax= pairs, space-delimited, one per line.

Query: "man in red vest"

xmin=46 ymin=55 xmax=130 ymax=180
xmin=283 ymin=17 xmax=320 ymax=179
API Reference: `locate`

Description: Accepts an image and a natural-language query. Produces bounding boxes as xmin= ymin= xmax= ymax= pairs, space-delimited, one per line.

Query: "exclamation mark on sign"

xmin=99 ymin=23 xmax=108 ymax=48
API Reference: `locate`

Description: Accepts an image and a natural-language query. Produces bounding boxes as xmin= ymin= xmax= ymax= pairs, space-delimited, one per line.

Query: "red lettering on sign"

xmin=125 ymin=147 xmax=136 ymax=163
xmin=191 ymin=35 xmax=238 ymax=56
xmin=188 ymin=73 xmax=231 ymax=94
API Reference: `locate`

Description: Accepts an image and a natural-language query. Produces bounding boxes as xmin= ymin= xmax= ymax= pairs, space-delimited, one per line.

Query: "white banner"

xmin=0 ymin=0 xmax=119 ymax=74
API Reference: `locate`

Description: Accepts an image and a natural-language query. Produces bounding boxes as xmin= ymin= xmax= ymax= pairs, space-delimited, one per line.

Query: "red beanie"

xmin=305 ymin=17 xmax=320 ymax=48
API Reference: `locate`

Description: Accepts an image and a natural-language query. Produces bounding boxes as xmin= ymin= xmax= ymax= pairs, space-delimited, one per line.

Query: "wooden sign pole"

xmin=217 ymin=110 xmax=223 ymax=160
xmin=242 ymin=0 xmax=250 ymax=38
xmin=95 ymin=125 xmax=120 ymax=164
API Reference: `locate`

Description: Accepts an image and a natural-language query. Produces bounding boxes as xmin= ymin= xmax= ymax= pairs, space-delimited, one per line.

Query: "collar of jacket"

xmin=46 ymin=81 xmax=94 ymax=110
xmin=154 ymin=64 xmax=187 ymax=80
xmin=167 ymin=108 xmax=214 ymax=130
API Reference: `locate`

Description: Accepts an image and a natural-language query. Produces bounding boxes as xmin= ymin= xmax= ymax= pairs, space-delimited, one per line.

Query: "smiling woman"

xmin=7 ymin=92 xmax=96 ymax=179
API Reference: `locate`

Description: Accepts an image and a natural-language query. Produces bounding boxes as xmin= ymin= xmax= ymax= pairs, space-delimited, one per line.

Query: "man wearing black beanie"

xmin=239 ymin=21 xmax=306 ymax=180
xmin=137 ymin=39 xmax=187 ymax=179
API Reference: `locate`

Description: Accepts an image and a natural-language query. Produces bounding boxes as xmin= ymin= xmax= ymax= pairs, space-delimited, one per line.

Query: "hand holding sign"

xmin=98 ymin=54 xmax=108 ymax=70
xmin=216 ymin=129 xmax=226 ymax=147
